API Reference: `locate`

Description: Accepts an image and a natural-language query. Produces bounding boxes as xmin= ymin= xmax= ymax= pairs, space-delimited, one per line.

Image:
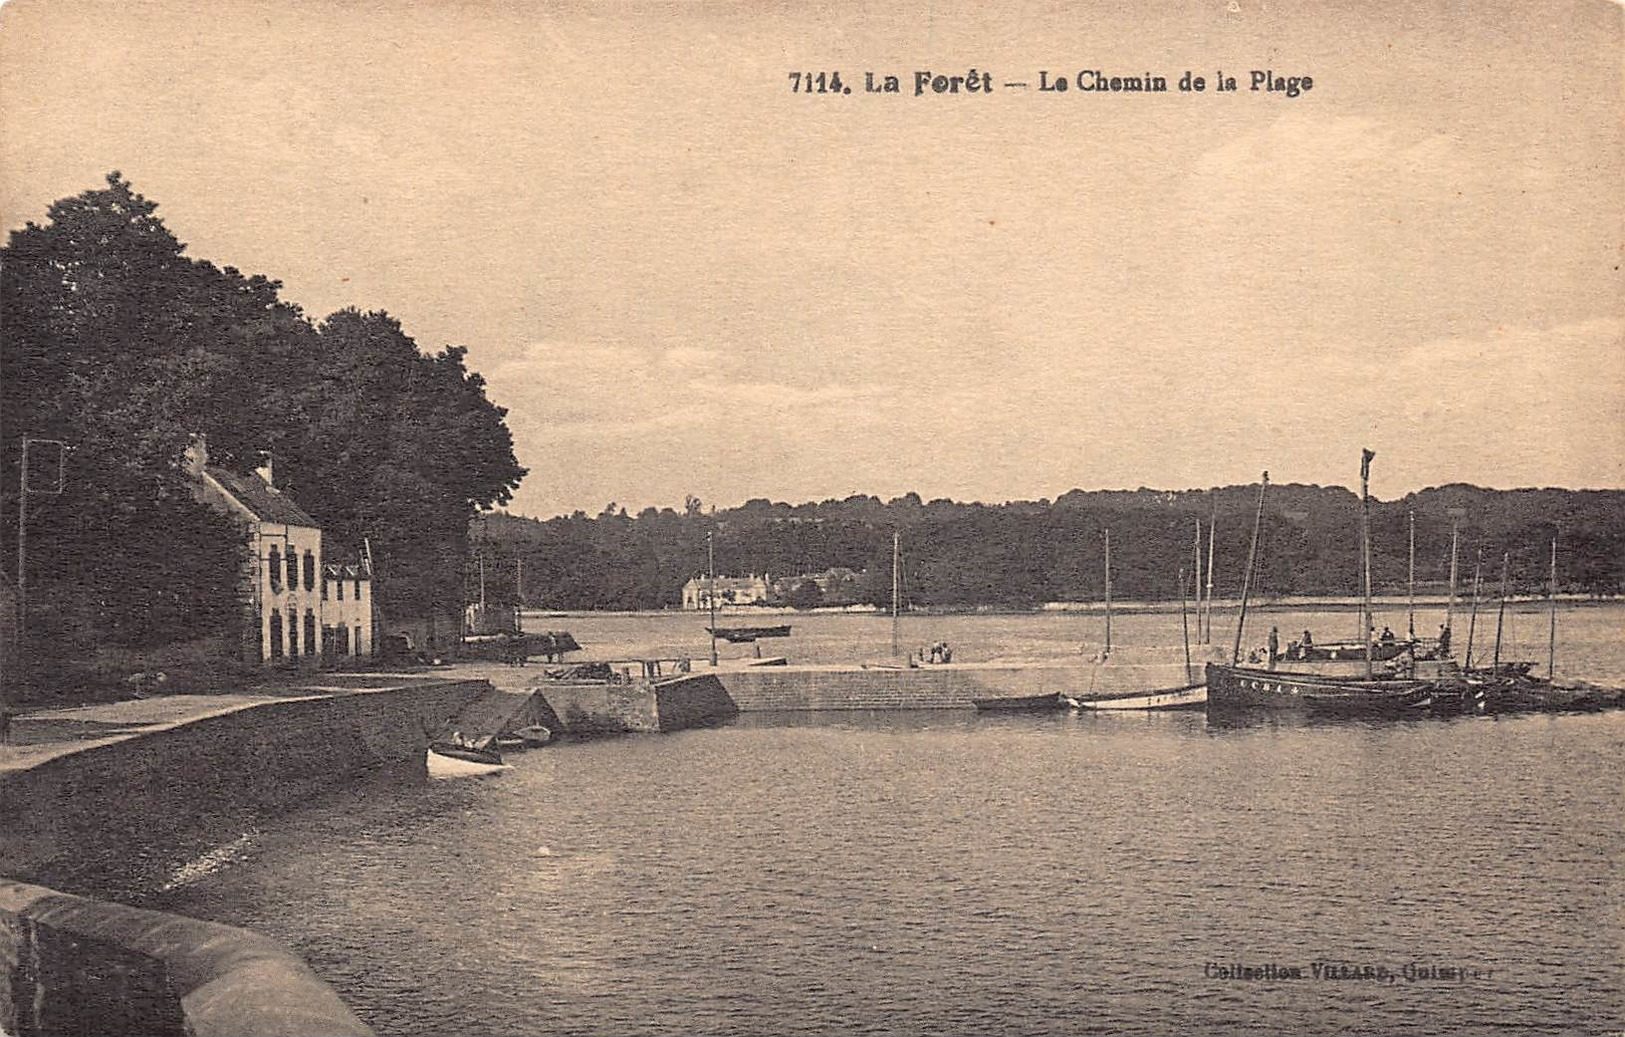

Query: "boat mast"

xmin=1179 ymin=566 xmax=1192 ymax=683
xmin=707 ymin=531 xmax=718 ymax=667
xmin=891 ymin=530 xmax=900 ymax=659
xmin=1231 ymin=471 xmax=1269 ymax=665
xmin=1360 ymin=449 xmax=1375 ymax=680
xmin=1492 ymin=550 xmax=1510 ymax=673
xmin=1205 ymin=512 xmax=1216 ymax=643
xmin=1103 ymin=527 xmax=1112 ymax=655
xmin=1407 ymin=508 xmax=1416 ymax=641
xmin=1445 ymin=513 xmax=1461 ymax=651
xmin=1465 ymin=548 xmax=1483 ymax=670
xmin=1191 ymin=520 xmax=1203 ymax=646
xmin=1547 ymin=534 xmax=1558 ymax=679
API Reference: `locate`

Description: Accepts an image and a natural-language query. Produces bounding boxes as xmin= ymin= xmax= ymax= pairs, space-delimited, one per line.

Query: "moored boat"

xmin=1078 ymin=683 xmax=1206 ymax=711
xmin=1206 ymin=662 xmax=1436 ymax=713
xmin=972 ymin=691 xmax=1078 ymax=712
xmin=708 ymin=624 xmax=792 ymax=643
xmin=427 ymin=740 xmax=508 ymax=778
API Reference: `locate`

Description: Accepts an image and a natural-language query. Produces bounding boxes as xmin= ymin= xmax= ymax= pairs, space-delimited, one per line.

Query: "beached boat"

xmin=972 ymin=691 xmax=1079 ymax=712
xmin=427 ymin=740 xmax=508 ymax=778
xmin=1078 ymin=683 xmax=1207 ymax=711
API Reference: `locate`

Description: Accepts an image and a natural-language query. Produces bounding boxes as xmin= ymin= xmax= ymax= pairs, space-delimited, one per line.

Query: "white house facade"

xmin=681 ymin=574 xmax=771 ymax=610
xmin=186 ymin=436 xmax=373 ymax=665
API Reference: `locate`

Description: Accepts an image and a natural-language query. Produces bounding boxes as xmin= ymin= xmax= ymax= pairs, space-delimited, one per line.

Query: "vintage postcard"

xmin=1 ymin=1 xmax=1621 ymax=1035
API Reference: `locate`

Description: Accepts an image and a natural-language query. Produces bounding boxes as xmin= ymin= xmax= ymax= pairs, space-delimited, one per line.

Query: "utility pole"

xmin=1547 ymin=534 xmax=1558 ymax=680
xmin=891 ymin=530 xmax=900 ymax=659
xmin=15 ymin=438 xmax=65 ymax=640
xmin=708 ymin=531 xmax=718 ymax=667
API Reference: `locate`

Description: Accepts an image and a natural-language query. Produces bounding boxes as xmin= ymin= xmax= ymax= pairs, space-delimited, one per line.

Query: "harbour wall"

xmin=709 ymin=658 xmax=1215 ymax=710
xmin=0 ymin=879 xmax=371 ymax=1037
xmin=0 ymin=679 xmax=489 ymax=891
xmin=538 ymin=673 xmax=737 ymax=734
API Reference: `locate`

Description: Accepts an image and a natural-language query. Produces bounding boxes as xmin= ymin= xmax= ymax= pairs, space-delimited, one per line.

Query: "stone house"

xmin=184 ymin=436 xmax=373 ymax=665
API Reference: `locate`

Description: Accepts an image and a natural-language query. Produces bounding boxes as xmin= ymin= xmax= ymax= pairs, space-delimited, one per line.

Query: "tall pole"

xmin=707 ymin=531 xmax=718 ymax=667
xmin=1492 ymin=551 xmax=1510 ymax=673
xmin=516 ymin=556 xmax=524 ymax=608
xmin=1547 ymin=534 xmax=1558 ymax=680
xmin=1205 ymin=513 xmax=1216 ymax=643
xmin=1360 ymin=449 xmax=1375 ymax=680
xmin=1465 ymin=548 xmax=1483 ymax=670
xmin=1231 ymin=472 xmax=1269 ymax=665
xmin=890 ymin=530 xmax=900 ymax=659
xmin=1196 ymin=523 xmax=1209 ymax=646
xmin=1103 ymin=527 xmax=1112 ymax=655
xmin=16 ymin=438 xmax=28 ymax=629
xmin=1445 ymin=515 xmax=1460 ymax=650
xmin=1407 ymin=508 xmax=1416 ymax=641
xmin=1178 ymin=566 xmax=1192 ymax=683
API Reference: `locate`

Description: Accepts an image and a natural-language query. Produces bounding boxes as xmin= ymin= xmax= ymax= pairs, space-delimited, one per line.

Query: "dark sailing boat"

xmin=1206 ymin=453 xmax=1438 ymax=716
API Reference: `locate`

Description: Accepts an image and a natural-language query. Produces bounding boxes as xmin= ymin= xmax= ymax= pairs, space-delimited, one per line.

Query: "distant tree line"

xmin=1 ymin=174 xmax=525 ymax=670
xmin=480 ymin=485 xmax=1625 ymax=612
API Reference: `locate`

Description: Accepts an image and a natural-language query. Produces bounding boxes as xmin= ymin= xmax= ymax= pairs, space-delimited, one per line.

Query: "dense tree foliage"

xmin=1 ymin=174 xmax=525 ymax=660
xmin=481 ymin=485 xmax=1625 ymax=612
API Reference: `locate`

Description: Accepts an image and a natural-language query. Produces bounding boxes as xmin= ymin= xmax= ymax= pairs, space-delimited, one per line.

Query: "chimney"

xmin=183 ymin=433 xmax=209 ymax=476
xmin=255 ymin=452 xmax=275 ymax=490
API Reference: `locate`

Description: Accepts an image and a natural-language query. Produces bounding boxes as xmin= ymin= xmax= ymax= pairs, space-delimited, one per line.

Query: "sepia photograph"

xmin=1 ymin=1 xmax=1621 ymax=1034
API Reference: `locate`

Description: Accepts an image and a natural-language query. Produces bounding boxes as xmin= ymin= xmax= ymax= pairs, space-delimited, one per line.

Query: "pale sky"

xmin=3 ymin=0 xmax=1621 ymax=517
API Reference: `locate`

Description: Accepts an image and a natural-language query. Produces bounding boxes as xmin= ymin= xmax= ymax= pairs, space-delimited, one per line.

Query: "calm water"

xmin=151 ymin=605 xmax=1625 ymax=1036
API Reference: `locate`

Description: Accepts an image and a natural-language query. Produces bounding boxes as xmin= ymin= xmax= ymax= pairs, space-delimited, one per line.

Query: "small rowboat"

xmin=492 ymin=724 xmax=553 ymax=750
xmin=1078 ymin=683 xmax=1207 ymax=711
xmin=427 ymin=741 xmax=508 ymax=779
xmin=972 ymin=691 xmax=1077 ymax=712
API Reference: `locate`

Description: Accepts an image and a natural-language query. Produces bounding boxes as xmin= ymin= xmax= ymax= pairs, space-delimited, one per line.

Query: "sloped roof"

xmin=206 ymin=467 xmax=320 ymax=528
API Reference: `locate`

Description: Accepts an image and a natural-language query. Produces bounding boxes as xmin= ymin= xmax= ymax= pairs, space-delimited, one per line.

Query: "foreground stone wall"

xmin=0 ymin=679 xmax=487 ymax=895
xmin=0 ymin=880 xmax=371 ymax=1037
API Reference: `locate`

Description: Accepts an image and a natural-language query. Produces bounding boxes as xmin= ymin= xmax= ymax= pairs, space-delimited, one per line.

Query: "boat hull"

xmin=427 ymin=743 xmax=508 ymax=779
xmin=1078 ymin=683 xmax=1206 ymax=710
xmin=1206 ymin=663 xmax=1434 ymax=713
xmin=972 ymin=691 xmax=1072 ymax=712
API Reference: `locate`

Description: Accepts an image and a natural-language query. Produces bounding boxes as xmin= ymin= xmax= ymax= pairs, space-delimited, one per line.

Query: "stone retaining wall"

xmin=0 ymin=879 xmax=371 ymax=1037
xmin=0 ymin=680 xmax=487 ymax=893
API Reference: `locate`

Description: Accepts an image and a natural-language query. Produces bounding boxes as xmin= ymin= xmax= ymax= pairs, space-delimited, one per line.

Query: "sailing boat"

xmin=1077 ymin=528 xmax=1207 ymax=711
xmin=1205 ymin=455 xmax=1438 ymax=716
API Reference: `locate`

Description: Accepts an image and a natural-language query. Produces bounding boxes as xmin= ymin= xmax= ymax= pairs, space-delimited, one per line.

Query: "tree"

xmin=2 ymin=173 xmax=250 ymax=656
xmin=785 ymin=579 xmax=824 ymax=610
xmin=1 ymin=175 xmax=528 ymax=683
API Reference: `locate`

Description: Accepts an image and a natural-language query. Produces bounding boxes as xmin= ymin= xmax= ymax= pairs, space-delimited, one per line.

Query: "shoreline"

xmin=523 ymin=594 xmax=1620 ymax=621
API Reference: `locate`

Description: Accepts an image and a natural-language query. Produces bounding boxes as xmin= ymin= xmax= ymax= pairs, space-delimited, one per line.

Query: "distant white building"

xmin=185 ymin=435 xmax=373 ymax=665
xmin=681 ymin=574 xmax=770 ymax=610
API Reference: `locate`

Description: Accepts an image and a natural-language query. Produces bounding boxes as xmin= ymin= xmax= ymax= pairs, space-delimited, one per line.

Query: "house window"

xmin=305 ymin=610 xmax=317 ymax=659
xmin=353 ymin=625 xmax=363 ymax=655
xmin=337 ymin=577 xmax=344 ymax=601
xmin=353 ymin=577 xmax=361 ymax=600
xmin=336 ymin=624 xmax=350 ymax=655
xmin=269 ymin=610 xmax=284 ymax=659
xmin=288 ymin=614 xmax=299 ymax=658
xmin=303 ymin=550 xmax=316 ymax=592
xmin=269 ymin=546 xmax=282 ymax=591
